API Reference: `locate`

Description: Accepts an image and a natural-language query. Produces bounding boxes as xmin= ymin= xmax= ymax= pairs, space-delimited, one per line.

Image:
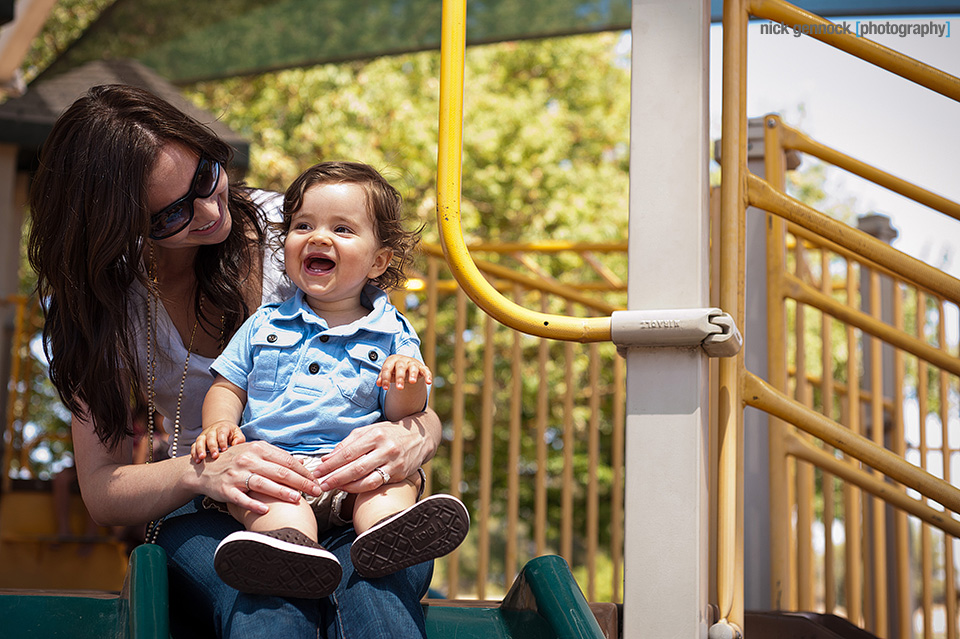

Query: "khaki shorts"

xmin=203 ymin=453 xmax=351 ymax=534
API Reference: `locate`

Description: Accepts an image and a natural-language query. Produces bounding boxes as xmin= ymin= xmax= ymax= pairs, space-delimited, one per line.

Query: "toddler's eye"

xmin=335 ymin=225 xmax=353 ymax=234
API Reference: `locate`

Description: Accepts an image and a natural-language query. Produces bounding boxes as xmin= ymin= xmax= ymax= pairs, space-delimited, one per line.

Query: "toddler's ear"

xmin=367 ymin=247 xmax=394 ymax=279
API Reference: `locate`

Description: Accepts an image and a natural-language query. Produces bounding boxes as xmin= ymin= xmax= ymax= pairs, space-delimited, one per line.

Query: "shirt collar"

xmin=269 ymin=284 xmax=399 ymax=335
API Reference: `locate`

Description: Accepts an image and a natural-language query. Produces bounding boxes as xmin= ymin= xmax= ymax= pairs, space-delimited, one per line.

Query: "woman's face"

xmin=146 ymin=142 xmax=231 ymax=250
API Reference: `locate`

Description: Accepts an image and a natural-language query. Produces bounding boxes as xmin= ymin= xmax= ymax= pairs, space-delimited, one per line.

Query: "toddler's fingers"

xmin=377 ymin=366 xmax=394 ymax=390
xmin=203 ymin=433 xmax=221 ymax=459
xmin=393 ymin=361 xmax=408 ymax=389
xmin=216 ymin=428 xmax=233 ymax=452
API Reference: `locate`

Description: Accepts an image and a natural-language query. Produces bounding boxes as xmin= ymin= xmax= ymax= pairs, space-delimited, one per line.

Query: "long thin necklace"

xmin=144 ymin=245 xmax=201 ymax=543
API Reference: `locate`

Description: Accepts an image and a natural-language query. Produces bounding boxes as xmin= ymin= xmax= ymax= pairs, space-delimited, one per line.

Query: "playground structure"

xmin=0 ymin=0 xmax=959 ymax=637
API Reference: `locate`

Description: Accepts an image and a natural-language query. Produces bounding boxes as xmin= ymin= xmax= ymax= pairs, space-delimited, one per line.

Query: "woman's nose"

xmin=193 ymin=193 xmax=220 ymax=220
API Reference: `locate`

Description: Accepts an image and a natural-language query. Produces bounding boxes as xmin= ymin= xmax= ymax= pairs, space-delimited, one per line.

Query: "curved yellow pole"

xmin=436 ymin=0 xmax=611 ymax=343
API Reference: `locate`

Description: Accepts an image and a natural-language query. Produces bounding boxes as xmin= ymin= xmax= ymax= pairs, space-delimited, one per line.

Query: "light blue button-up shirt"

xmin=211 ymin=285 xmax=424 ymax=454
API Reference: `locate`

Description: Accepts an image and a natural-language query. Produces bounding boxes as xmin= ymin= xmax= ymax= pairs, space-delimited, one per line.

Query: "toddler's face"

xmin=284 ymin=182 xmax=392 ymax=315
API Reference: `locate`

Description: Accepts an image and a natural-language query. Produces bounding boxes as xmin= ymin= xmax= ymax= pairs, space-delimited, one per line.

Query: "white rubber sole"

xmin=214 ymin=528 xmax=342 ymax=598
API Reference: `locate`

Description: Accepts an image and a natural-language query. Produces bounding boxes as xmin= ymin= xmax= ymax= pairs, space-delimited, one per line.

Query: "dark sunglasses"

xmin=149 ymin=156 xmax=222 ymax=240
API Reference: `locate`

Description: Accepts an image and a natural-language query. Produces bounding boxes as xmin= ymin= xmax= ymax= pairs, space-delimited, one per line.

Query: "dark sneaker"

xmin=351 ymin=494 xmax=469 ymax=579
xmin=214 ymin=528 xmax=342 ymax=598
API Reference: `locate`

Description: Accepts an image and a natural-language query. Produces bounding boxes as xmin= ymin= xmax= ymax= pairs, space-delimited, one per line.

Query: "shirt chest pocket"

xmin=250 ymin=327 xmax=303 ymax=391
xmin=335 ymin=342 xmax=387 ymax=410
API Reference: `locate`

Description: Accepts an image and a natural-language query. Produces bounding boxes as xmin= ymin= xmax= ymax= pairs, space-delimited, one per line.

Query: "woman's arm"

xmin=313 ymin=406 xmax=442 ymax=494
xmin=71 ymin=403 xmax=322 ymax=526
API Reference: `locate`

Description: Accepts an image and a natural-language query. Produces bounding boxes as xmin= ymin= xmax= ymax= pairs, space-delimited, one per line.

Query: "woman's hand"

xmin=190 ymin=441 xmax=321 ymax=515
xmin=313 ymin=407 xmax=442 ymax=494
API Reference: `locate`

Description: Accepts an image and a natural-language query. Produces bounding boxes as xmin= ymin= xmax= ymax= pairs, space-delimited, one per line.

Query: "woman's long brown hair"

xmin=27 ymin=84 xmax=263 ymax=450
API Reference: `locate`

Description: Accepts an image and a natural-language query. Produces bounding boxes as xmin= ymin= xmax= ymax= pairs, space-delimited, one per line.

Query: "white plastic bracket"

xmin=610 ymin=308 xmax=742 ymax=358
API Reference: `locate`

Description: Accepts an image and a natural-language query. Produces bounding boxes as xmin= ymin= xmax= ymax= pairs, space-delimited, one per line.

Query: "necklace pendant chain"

xmin=144 ymin=245 xmax=210 ymax=543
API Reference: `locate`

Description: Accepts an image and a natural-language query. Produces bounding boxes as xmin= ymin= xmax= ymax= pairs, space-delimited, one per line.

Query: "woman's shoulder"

xmin=252 ymin=188 xmax=295 ymax=304
xmin=245 ymin=188 xmax=284 ymax=223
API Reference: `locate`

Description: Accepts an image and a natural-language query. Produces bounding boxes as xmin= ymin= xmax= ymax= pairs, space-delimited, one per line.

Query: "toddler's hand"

xmin=376 ymin=355 xmax=432 ymax=391
xmin=191 ymin=422 xmax=246 ymax=463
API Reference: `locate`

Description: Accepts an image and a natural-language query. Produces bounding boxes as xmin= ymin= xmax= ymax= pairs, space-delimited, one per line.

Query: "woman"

xmin=28 ymin=84 xmax=441 ymax=637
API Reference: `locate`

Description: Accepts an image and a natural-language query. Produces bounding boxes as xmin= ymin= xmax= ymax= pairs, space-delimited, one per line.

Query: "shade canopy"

xmin=37 ymin=0 xmax=960 ymax=85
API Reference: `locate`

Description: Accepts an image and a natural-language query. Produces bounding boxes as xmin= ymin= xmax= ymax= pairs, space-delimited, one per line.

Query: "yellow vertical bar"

xmin=611 ymin=355 xmax=625 ymax=602
xmin=423 ymin=259 xmax=440 ymax=496
xmin=476 ymin=312 xmax=495 ymax=598
xmin=821 ymin=249 xmax=837 ymax=614
xmin=505 ymin=284 xmax=523 ymax=589
xmin=938 ymin=299 xmax=957 ymax=639
xmin=917 ymin=291 xmax=932 ymax=639
xmin=535 ymin=295 xmax=549 ymax=556
xmin=787 ymin=419 xmax=798 ymax=611
xmin=448 ymin=288 xmax=467 ymax=597
xmin=561 ymin=302 xmax=575 ymax=562
xmin=587 ymin=343 xmax=600 ymax=601
xmin=763 ymin=114 xmax=791 ymax=610
xmin=424 ymin=259 xmax=440 ymax=386
xmin=437 ymin=0 xmax=465 ymax=243
xmin=709 ymin=186 xmax=722 ymax=611
xmin=892 ymin=281 xmax=911 ymax=639
xmin=795 ymin=269 xmax=814 ymax=611
xmin=868 ymin=269 xmax=887 ymax=636
xmin=844 ymin=259 xmax=863 ymax=625
xmin=2 ymin=296 xmax=27 ymax=492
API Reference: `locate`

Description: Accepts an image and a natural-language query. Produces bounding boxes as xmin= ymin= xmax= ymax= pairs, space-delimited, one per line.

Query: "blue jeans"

xmin=156 ymin=497 xmax=433 ymax=638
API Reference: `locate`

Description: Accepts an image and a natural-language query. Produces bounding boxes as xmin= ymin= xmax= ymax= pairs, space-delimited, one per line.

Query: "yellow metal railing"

xmin=434 ymin=0 xmax=629 ymax=599
xmin=721 ymin=0 xmax=960 ymax=636
xmin=437 ymin=0 xmax=611 ymax=343
xmin=760 ymin=118 xmax=960 ymax=633
xmin=403 ymin=245 xmax=627 ymax=599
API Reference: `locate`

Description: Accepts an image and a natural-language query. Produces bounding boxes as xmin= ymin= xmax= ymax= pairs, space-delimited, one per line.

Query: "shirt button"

xmin=266 ymin=334 xmax=278 ymax=343
xmin=319 ymin=335 xmax=329 ymax=343
xmin=368 ymin=350 xmax=379 ymax=362
xmin=308 ymin=362 xmax=320 ymax=374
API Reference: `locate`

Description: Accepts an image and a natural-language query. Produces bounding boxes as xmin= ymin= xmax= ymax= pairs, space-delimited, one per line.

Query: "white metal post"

xmin=623 ymin=1 xmax=711 ymax=637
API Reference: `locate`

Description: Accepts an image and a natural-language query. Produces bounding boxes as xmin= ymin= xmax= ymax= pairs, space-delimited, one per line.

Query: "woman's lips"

xmin=191 ymin=197 xmax=227 ymax=236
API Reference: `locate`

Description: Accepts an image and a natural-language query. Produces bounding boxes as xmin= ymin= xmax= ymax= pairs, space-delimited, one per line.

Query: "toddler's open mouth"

xmin=305 ymin=255 xmax=335 ymax=275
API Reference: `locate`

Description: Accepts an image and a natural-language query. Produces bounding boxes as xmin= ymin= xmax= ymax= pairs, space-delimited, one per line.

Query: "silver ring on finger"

xmin=244 ymin=473 xmax=254 ymax=492
xmin=373 ymin=467 xmax=390 ymax=487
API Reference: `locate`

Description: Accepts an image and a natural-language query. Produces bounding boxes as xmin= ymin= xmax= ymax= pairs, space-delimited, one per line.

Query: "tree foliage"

xmin=185 ymin=33 xmax=630 ymax=247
